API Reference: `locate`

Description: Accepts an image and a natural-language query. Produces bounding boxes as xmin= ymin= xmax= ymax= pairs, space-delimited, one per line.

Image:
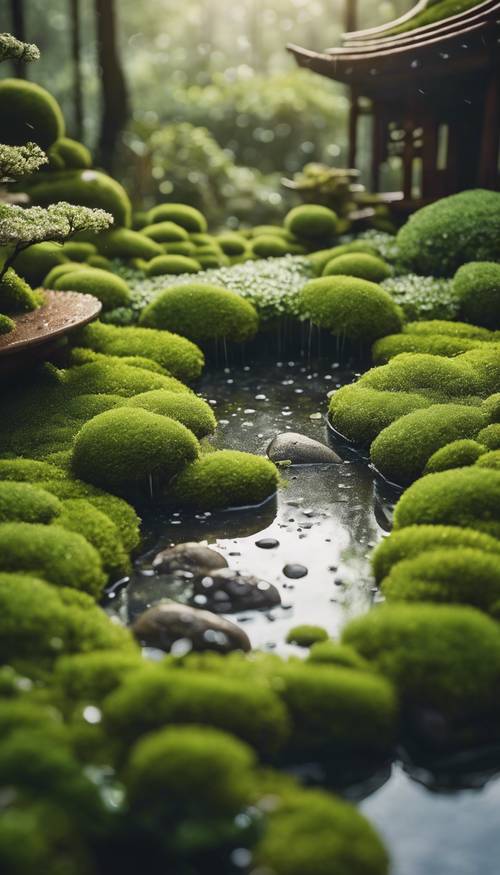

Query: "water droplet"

xmin=283 ymin=563 xmax=308 ymax=579
xmin=256 ymin=537 xmax=280 ymax=549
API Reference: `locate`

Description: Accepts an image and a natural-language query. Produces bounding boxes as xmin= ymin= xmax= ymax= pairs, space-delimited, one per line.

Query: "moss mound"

xmin=477 ymin=423 xmax=500 ymax=449
xmin=47 ymin=136 xmax=92 ymax=170
xmin=307 ymin=641 xmax=371 ymax=671
xmin=404 ymin=319 xmax=494 ymax=341
xmin=54 ymin=650 xmax=144 ymax=705
xmin=141 ymin=221 xmax=189 ymax=243
xmin=455 ymin=262 xmax=500 ymax=329
xmin=343 ymin=604 xmax=500 ymax=722
xmin=53 ymin=268 xmax=131 ymax=310
xmin=140 ymin=282 xmax=259 ymax=343
xmin=72 ymin=407 xmax=199 ymax=492
xmin=145 ymin=254 xmax=200 ymax=276
xmin=61 ymin=360 xmax=186 ymax=397
xmin=286 ymin=625 xmax=328 ymax=647
xmin=328 ymin=385 xmax=432 ymax=445
xmin=0 ymin=78 xmax=65 ymax=149
xmin=370 ymin=403 xmax=486 ymax=484
xmin=458 ymin=346 xmax=500 ymax=395
xmin=57 ymin=498 xmax=130 ymax=579
xmin=284 ymin=205 xmax=337 ymax=242
xmin=424 ymin=438 xmax=487 ymax=473
xmin=393 ymin=468 xmax=500 ymax=538
xmin=0 ymin=458 xmax=66 ymax=482
xmin=372 ymin=332 xmax=481 ymax=364
xmin=299 ymin=276 xmax=402 ymax=343
xmin=0 ymin=523 xmax=105 ymax=596
xmin=147 ymin=203 xmax=207 ymax=233
xmin=126 ymin=389 xmax=216 ymax=438
xmin=323 ymin=253 xmax=391 ymax=283
xmin=162 ymin=240 xmax=196 ymax=257
xmin=476 ymin=450 xmax=500 ymax=470
xmin=0 ymin=481 xmax=62 ymax=524
xmin=216 ymin=233 xmax=247 ymax=256
xmin=26 ymin=169 xmax=132 ymax=227
xmin=43 ymin=262 xmax=86 ymax=288
xmin=397 ymin=189 xmax=500 ymax=276
xmin=309 ymin=241 xmax=377 ymax=275
xmin=0 ymin=268 xmax=40 ymax=314
xmin=61 ymin=242 xmax=97 ymax=262
xmin=95 ymin=228 xmax=163 ymax=260
xmin=13 ymin=242 xmax=66 ymax=286
xmin=359 ymin=352 xmax=481 ymax=397
xmin=169 ymin=449 xmax=278 ymax=510
xmin=69 ymin=347 xmax=169 ymax=375
xmin=0 ymin=314 xmax=14 ymax=334
xmin=251 ymin=235 xmax=289 ymax=258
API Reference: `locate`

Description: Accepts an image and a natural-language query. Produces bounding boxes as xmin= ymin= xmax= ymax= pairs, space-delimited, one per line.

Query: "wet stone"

xmin=191 ymin=568 xmax=281 ymax=613
xmin=283 ymin=563 xmax=308 ymax=579
xmin=132 ymin=601 xmax=251 ymax=654
xmin=255 ymin=537 xmax=280 ymax=549
xmin=266 ymin=431 xmax=341 ymax=465
xmin=152 ymin=542 xmax=227 ymax=576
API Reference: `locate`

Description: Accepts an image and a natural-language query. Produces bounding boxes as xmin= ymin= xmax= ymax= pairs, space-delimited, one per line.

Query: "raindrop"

xmin=256 ymin=537 xmax=280 ymax=549
xmin=283 ymin=563 xmax=308 ymax=579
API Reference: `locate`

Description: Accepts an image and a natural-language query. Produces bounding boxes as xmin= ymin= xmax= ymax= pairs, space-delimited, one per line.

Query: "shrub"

xmin=72 ymin=408 xmax=199 ymax=493
xmin=476 ymin=450 xmax=500 ymax=470
xmin=381 ymin=547 xmax=500 ymax=612
xmin=328 ymin=385 xmax=432 ymax=445
xmin=95 ymin=228 xmax=163 ymax=260
xmin=0 ymin=522 xmax=106 ymax=596
xmin=147 ymin=203 xmax=207 ymax=233
xmin=141 ymin=221 xmax=189 ymax=243
xmin=251 ymin=235 xmax=289 ymax=258
xmin=126 ymin=389 xmax=216 ymax=438
xmin=57 ymin=498 xmax=130 ymax=578
xmin=396 ymin=189 xmax=500 ymax=276
xmin=0 ymin=458 xmax=66 ymax=482
xmin=0 ymin=268 xmax=40 ymax=313
xmin=169 ymin=449 xmax=278 ymax=510
xmin=103 ymin=666 xmax=289 ymax=756
xmin=76 ymin=321 xmax=204 ymax=381
xmin=0 ymin=78 xmax=64 ymax=148
xmin=145 ymin=254 xmax=200 ymax=276
xmin=455 ymin=261 xmax=500 ymax=329
xmin=322 ymin=253 xmax=391 ymax=283
xmin=393 ymin=468 xmax=500 ymax=538
xmin=299 ymin=276 xmax=402 ymax=343
xmin=370 ymin=404 xmax=486 ymax=484
xmin=286 ymin=625 xmax=328 ymax=647
xmin=13 ymin=241 xmax=67 ymax=286
xmin=343 ymin=604 xmax=500 ymax=722
xmin=61 ymin=242 xmax=96 ymax=262
xmin=359 ymin=352 xmax=481 ymax=397
xmin=0 ymin=481 xmax=62 ymax=524
xmin=140 ymin=282 xmax=259 ymax=343
xmin=477 ymin=423 xmax=500 ymax=449
xmin=47 ymin=136 xmax=92 ymax=170
xmin=53 ymin=268 xmax=131 ymax=310
xmin=284 ymin=205 xmax=337 ymax=242
xmin=61 ymin=360 xmax=187 ymax=397
xmin=26 ymin=169 xmax=132 ymax=226
xmin=424 ymin=439 xmax=487 ymax=473
xmin=371 ymin=333 xmax=481 ymax=364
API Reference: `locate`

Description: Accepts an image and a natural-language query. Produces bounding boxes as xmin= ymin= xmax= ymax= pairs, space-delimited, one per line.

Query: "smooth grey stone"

xmin=152 ymin=542 xmax=227 ymax=576
xmin=191 ymin=568 xmax=281 ymax=613
xmin=267 ymin=432 xmax=341 ymax=465
xmin=132 ymin=601 xmax=251 ymax=654
xmin=283 ymin=563 xmax=308 ymax=579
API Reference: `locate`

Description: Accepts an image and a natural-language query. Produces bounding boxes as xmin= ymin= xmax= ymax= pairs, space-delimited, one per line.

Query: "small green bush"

xmin=61 ymin=242 xmax=97 ymax=262
xmin=286 ymin=625 xmax=328 ymax=647
xmin=141 ymin=221 xmax=189 ymax=243
xmin=0 ymin=481 xmax=62 ymax=524
xmin=328 ymin=385 xmax=432 ymax=445
xmin=169 ymin=449 xmax=279 ymax=509
xmin=251 ymin=235 xmax=289 ymax=258
xmin=372 ymin=333 xmax=481 ymax=364
xmin=72 ymin=407 xmax=199 ymax=492
xmin=145 ymin=254 xmax=200 ymax=276
xmin=322 ymin=253 xmax=391 ymax=283
xmin=26 ymin=169 xmax=132 ymax=226
xmin=0 ymin=268 xmax=40 ymax=313
xmin=147 ymin=203 xmax=207 ymax=233
xmin=300 ymin=276 xmax=402 ymax=343
xmin=0 ymin=78 xmax=64 ymax=148
xmin=57 ymin=498 xmax=130 ymax=578
xmin=140 ymin=282 xmax=259 ymax=343
xmin=13 ymin=242 xmax=67 ymax=286
xmin=397 ymin=189 xmax=500 ymax=276
xmin=284 ymin=205 xmax=337 ymax=242
xmin=393 ymin=468 xmax=500 ymax=538
xmin=53 ymin=268 xmax=131 ymax=310
xmin=95 ymin=228 xmax=163 ymax=260
xmin=371 ymin=404 xmax=486 ymax=484
xmin=424 ymin=439 xmax=487 ymax=473
xmin=455 ymin=261 xmax=500 ymax=329
xmin=359 ymin=352 xmax=481 ymax=397
xmin=47 ymin=136 xmax=92 ymax=170
xmin=476 ymin=450 xmax=500 ymax=470
xmin=477 ymin=423 xmax=500 ymax=449
xmin=126 ymin=389 xmax=216 ymax=438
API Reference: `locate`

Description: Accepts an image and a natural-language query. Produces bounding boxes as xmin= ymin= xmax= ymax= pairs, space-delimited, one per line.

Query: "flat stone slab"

xmin=0 ymin=290 xmax=101 ymax=356
xmin=267 ymin=431 xmax=341 ymax=465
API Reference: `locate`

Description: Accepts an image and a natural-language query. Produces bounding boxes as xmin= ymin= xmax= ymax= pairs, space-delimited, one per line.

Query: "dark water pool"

xmin=110 ymin=356 xmax=500 ymax=875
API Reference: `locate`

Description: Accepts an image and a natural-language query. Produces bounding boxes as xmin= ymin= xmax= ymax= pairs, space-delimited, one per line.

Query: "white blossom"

xmin=0 ymin=142 xmax=48 ymax=182
xmin=0 ymin=33 xmax=40 ymax=64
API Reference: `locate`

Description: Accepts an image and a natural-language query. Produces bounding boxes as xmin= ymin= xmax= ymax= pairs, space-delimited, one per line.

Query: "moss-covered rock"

xmin=0 ymin=458 xmax=67 ymax=482
xmin=0 ymin=481 xmax=62 ymax=524
xmin=424 ymin=438 xmax=487 ymax=473
xmin=13 ymin=242 xmax=67 ymax=286
xmin=169 ymin=449 xmax=278 ymax=510
xmin=60 ymin=242 xmax=97 ymax=262
xmin=140 ymin=282 xmax=259 ymax=343
xmin=216 ymin=233 xmax=247 ymax=256
xmin=126 ymin=389 xmax=216 ymax=438
xmin=0 ymin=314 xmax=14 ymax=334
xmin=95 ymin=228 xmax=163 ymax=260
xmin=393 ymin=468 xmax=500 ymax=538
xmin=145 ymin=254 xmax=200 ymax=276
xmin=53 ymin=268 xmax=131 ymax=310
xmin=72 ymin=407 xmax=199 ymax=493
xmin=286 ymin=625 xmax=328 ymax=647
xmin=69 ymin=347 xmax=169 ymax=375
xmin=322 ymin=253 xmax=391 ymax=283
xmin=162 ymin=240 xmax=197 ymax=257
xmin=47 ymin=136 xmax=92 ymax=170
xmin=307 ymin=641 xmax=371 ymax=671
xmin=372 ymin=332 xmax=481 ymax=364
xmin=43 ymin=262 xmax=86 ymax=288
xmin=359 ymin=352 xmax=481 ymax=397
xmin=328 ymin=385 xmax=432 ymax=445
xmin=54 ymin=650 xmax=144 ymax=706
xmin=61 ymin=359 xmax=187 ymax=397
xmin=26 ymin=169 xmax=132 ymax=227
xmin=0 ymin=78 xmax=65 ymax=149
xmin=251 ymin=235 xmax=289 ymax=258
xmin=86 ymin=254 xmax=113 ymax=271
xmin=308 ymin=241 xmax=377 ymax=275
xmin=370 ymin=404 xmax=486 ymax=484
xmin=299 ymin=276 xmax=402 ymax=343
xmin=284 ymin=205 xmax=337 ymax=242
xmin=458 ymin=346 xmax=500 ymax=395
xmin=56 ymin=498 xmax=130 ymax=579
xmin=141 ymin=221 xmax=189 ymax=243
xmin=0 ymin=268 xmax=40 ymax=313
xmin=397 ymin=189 xmax=500 ymax=276
xmin=476 ymin=450 xmax=500 ymax=470
xmin=454 ymin=261 xmax=500 ymax=329
xmin=404 ymin=320 xmax=494 ymax=341
xmin=477 ymin=423 xmax=500 ymax=449
xmin=147 ymin=203 xmax=207 ymax=233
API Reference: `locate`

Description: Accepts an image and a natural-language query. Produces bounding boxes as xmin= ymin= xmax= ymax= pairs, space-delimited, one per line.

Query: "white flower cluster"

xmin=0 ymin=33 xmax=40 ymax=64
xmin=0 ymin=142 xmax=48 ymax=181
xmin=0 ymin=202 xmax=113 ymax=249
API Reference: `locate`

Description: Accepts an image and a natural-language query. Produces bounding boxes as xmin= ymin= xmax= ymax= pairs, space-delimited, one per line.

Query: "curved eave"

xmin=341 ymin=0 xmax=494 ymax=43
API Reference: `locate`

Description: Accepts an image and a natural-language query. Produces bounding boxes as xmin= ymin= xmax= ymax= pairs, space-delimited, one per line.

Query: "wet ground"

xmin=109 ymin=355 xmax=500 ymax=875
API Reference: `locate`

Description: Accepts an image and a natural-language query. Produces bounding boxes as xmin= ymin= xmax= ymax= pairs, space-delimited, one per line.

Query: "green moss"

xmin=284 ymin=205 xmax=337 ymax=242
xmin=0 ymin=314 xmax=14 ymax=334
xmin=54 ymin=650 xmax=144 ymax=705
xmin=197 ymin=253 xmax=227 ymax=269
xmin=0 ymin=800 xmax=92 ymax=875
xmin=162 ymin=240 xmax=196 ymax=257
xmin=255 ymin=785 xmax=389 ymax=875
xmin=47 ymin=136 xmax=92 ymax=170
xmin=142 ymin=221 xmax=189 ymax=243
xmin=299 ymin=276 xmax=403 ymax=343
xmin=359 ymin=352 xmax=481 ymax=397
xmin=86 ymin=254 xmax=113 ymax=271
xmin=103 ymin=666 xmax=289 ymax=756
xmin=0 ymin=522 xmax=106 ymax=596
xmin=0 ymin=78 xmax=65 ymax=149
xmin=307 ymin=641 xmax=370 ymax=671
xmin=69 ymin=347 xmax=169 ymax=375
xmin=53 ymin=267 xmax=131 ymax=311
xmin=477 ymin=423 xmax=500 ymax=449
xmin=43 ymin=262 xmax=86 ymax=287
xmin=454 ymin=261 xmax=500 ymax=329
xmin=396 ymin=190 xmax=500 ymax=276
xmin=72 ymin=407 xmax=199 ymax=492
xmin=286 ymin=625 xmax=328 ymax=647
xmin=393 ymin=468 xmax=500 ymax=538
xmin=322 ymin=253 xmax=391 ymax=283
xmin=95 ymin=228 xmax=163 ymax=260
xmin=343 ymin=604 xmax=500 ymax=722
xmin=0 ymin=458 xmax=66 ymax=482
xmin=372 ymin=333 xmax=481 ymax=364
xmin=57 ymin=498 xmax=130 ymax=578
xmin=328 ymin=385 xmax=433 ymax=444
xmin=381 ymin=547 xmax=500 ymax=612
xmin=216 ymin=233 xmax=247 ymax=256
xmin=0 ymin=268 xmax=40 ymax=313
xmin=61 ymin=242 xmax=97 ymax=262
xmin=132 ymin=210 xmax=148 ymax=230
xmin=26 ymin=169 xmax=132 ymax=227
xmin=251 ymin=235 xmax=289 ymax=258
xmin=476 ymin=450 xmax=500 ymax=470
xmin=61 ymin=359 xmax=186 ymax=397
xmin=0 ymin=481 xmax=62 ymax=524
xmin=370 ymin=404 xmax=486 ymax=484
xmin=308 ymin=241 xmax=377 ymax=275
xmin=458 ymin=346 xmax=500 ymax=395
xmin=0 ymin=700 xmax=65 ymax=741
xmin=126 ymin=389 xmax=216 ymax=438
xmin=169 ymin=449 xmax=278 ymax=510
xmin=404 ymin=319 xmax=494 ymax=341
xmin=424 ymin=439 xmax=487 ymax=473
xmin=76 ymin=321 xmax=204 ymax=381
xmin=389 ymin=0 xmax=489 ymax=35
xmin=140 ymin=282 xmax=259 ymax=343
xmin=147 ymin=203 xmax=207 ymax=233
xmin=13 ymin=242 xmax=67 ymax=286
xmin=145 ymin=254 xmax=200 ymax=276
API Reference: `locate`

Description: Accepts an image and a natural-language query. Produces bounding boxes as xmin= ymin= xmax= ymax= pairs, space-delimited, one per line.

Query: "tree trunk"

xmin=69 ymin=0 xmax=84 ymax=140
xmin=94 ymin=0 xmax=129 ymax=171
xmin=9 ymin=0 xmax=27 ymax=78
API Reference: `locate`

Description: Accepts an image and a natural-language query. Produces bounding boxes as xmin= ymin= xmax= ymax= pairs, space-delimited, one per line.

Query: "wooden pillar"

xmin=478 ymin=67 xmax=500 ymax=189
xmin=9 ymin=0 xmax=27 ymax=78
xmin=348 ymin=87 xmax=359 ymax=169
xmin=69 ymin=0 xmax=84 ymax=141
xmin=345 ymin=0 xmax=358 ymax=33
xmin=421 ymin=114 xmax=438 ymax=199
xmin=371 ymin=106 xmax=384 ymax=192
